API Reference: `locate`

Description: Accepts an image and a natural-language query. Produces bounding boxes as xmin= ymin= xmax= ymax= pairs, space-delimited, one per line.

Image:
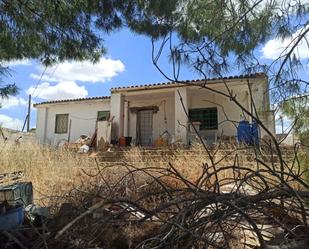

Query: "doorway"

xmin=136 ymin=110 xmax=153 ymax=146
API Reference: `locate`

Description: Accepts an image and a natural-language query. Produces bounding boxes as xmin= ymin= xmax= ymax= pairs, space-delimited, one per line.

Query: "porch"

xmin=109 ymin=81 xmax=260 ymax=146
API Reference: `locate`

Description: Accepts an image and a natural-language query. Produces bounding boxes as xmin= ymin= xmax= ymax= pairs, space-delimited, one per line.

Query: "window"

xmin=189 ymin=108 xmax=218 ymax=130
xmin=55 ymin=114 xmax=69 ymax=134
xmin=97 ymin=111 xmax=110 ymax=121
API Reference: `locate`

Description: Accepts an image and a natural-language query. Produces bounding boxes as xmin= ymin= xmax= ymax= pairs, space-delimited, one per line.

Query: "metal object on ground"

xmin=25 ymin=204 xmax=50 ymax=222
xmin=0 ymin=182 xmax=33 ymax=207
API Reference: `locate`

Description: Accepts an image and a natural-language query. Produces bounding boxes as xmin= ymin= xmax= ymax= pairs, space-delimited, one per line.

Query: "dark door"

xmin=137 ymin=110 xmax=153 ymax=146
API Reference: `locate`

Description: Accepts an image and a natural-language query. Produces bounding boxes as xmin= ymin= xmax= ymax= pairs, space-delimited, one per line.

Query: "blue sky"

xmin=0 ymin=27 xmax=308 ymax=133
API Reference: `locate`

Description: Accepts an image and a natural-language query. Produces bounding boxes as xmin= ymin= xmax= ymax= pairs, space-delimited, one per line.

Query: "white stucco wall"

xmin=110 ymin=93 xmax=124 ymax=141
xmin=125 ymin=93 xmax=175 ymax=145
xmin=36 ymin=100 xmax=110 ymax=146
xmin=110 ymin=77 xmax=275 ymax=145
xmin=36 ymin=106 xmax=48 ymax=144
xmin=175 ymin=88 xmax=189 ymax=143
xmin=35 ymin=77 xmax=275 ymax=146
xmin=188 ymin=78 xmax=275 ymax=138
xmin=189 ymin=82 xmax=251 ymax=137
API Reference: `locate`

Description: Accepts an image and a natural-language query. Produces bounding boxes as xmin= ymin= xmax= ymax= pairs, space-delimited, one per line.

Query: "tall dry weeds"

xmin=0 ymin=141 xmax=95 ymax=205
xmin=0 ymin=141 xmax=299 ymax=205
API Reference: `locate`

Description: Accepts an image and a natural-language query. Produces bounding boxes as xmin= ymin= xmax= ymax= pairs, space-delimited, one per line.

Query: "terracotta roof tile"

xmin=34 ymin=73 xmax=266 ymax=107
xmin=111 ymin=73 xmax=266 ymax=92
xmin=34 ymin=96 xmax=110 ymax=107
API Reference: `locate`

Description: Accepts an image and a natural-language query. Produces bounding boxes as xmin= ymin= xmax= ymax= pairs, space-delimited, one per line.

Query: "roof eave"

xmin=111 ymin=74 xmax=267 ymax=93
xmin=33 ymin=96 xmax=111 ymax=108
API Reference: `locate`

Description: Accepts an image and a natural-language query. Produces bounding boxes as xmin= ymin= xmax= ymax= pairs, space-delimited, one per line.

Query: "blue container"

xmin=237 ymin=121 xmax=251 ymax=143
xmin=237 ymin=121 xmax=260 ymax=145
xmin=0 ymin=206 xmax=24 ymax=230
xmin=251 ymin=121 xmax=259 ymax=145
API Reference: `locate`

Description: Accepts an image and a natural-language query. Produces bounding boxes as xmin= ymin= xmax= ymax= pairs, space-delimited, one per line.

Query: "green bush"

xmin=299 ymin=150 xmax=309 ymax=186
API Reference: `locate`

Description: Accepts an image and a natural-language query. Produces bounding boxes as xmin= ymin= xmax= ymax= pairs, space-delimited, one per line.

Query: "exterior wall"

xmin=250 ymin=78 xmax=276 ymax=137
xmin=36 ymin=100 xmax=110 ymax=146
xmin=110 ymin=93 xmax=124 ymax=141
xmin=126 ymin=94 xmax=175 ymax=145
xmin=175 ymin=88 xmax=189 ymax=143
xmin=36 ymin=107 xmax=48 ymax=144
xmin=35 ymin=76 xmax=275 ymax=146
xmin=97 ymin=120 xmax=112 ymax=147
xmin=189 ymin=82 xmax=251 ymax=137
xmin=188 ymin=78 xmax=275 ymax=139
xmin=110 ymin=78 xmax=275 ymax=145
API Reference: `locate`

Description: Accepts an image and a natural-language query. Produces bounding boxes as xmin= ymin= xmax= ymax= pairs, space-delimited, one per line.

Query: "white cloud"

xmin=30 ymin=57 xmax=125 ymax=83
xmin=261 ymin=25 xmax=309 ymax=60
xmin=1 ymin=59 xmax=32 ymax=67
xmin=27 ymin=81 xmax=88 ymax=100
xmin=29 ymin=73 xmax=58 ymax=82
xmin=0 ymin=114 xmax=24 ymax=130
xmin=0 ymin=97 xmax=27 ymax=109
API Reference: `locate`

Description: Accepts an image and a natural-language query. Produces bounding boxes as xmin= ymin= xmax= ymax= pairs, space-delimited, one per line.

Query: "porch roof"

xmin=111 ymin=73 xmax=267 ymax=93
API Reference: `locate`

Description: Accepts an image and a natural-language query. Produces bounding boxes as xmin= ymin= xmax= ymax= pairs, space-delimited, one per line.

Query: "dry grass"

xmin=0 ymin=141 xmax=304 ymax=248
xmin=0 ymin=141 xmax=95 ymax=205
xmin=122 ymin=144 xmax=260 ymax=188
xmin=0 ymin=141 xmax=298 ymax=205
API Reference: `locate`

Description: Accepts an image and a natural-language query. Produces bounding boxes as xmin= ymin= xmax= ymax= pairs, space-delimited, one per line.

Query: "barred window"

xmin=55 ymin=114 xmax=69 ymax=134
xmin=97 ymin=111 xmax=110 ymax=121
xmin=189 ymin=108 xmax=218 ymax=130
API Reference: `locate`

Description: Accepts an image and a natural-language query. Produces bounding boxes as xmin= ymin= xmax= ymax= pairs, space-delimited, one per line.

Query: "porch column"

xmin=175 ymin=88 xmax=189 ymax=144
xmin=110 ymin=93 xmax=124 ymax=141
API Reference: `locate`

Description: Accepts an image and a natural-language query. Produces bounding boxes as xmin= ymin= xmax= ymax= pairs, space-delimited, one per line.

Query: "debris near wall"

xmin=61 ymin=135 xmax=91 ymax=152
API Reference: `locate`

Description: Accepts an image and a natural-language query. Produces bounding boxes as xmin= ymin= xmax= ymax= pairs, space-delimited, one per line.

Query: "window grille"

xmin=55 ymin=114 xmax=69 ymax=134
xmin=97 ymin=111 xmax=110 ymax=121
xmin=189 ymin=108 xmax=218 ymax=130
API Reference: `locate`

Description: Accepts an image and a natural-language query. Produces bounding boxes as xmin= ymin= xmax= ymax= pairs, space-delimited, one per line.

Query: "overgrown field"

xmin=0 ymin=141 xmax=308 ymax=248
xmin=0 ymin=141 xmax=301 ymax=204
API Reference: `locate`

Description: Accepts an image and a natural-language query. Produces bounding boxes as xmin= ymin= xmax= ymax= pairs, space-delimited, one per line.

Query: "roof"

xmin=34 ymin=73 xmax=266 ymax=107
xmin=34 ymin=96 xmax=110 ymax=107
xmin=111 ymin=73 xmax=267 ymax=93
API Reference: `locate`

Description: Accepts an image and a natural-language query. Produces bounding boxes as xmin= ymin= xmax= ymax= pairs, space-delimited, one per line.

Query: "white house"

xmin=34 ymin=73 xmax=276 ymax=147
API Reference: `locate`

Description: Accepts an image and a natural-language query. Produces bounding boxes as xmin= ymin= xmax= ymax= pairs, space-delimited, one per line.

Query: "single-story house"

xmin=34 ymin=73 xmax=276 ymax=147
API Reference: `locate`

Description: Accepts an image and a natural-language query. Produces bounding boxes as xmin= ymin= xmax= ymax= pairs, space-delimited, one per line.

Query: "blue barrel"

xmin=237 ymin=120 xmax=251 ymax=143
xmin=251 ymin=121 xmax=259 ymax=145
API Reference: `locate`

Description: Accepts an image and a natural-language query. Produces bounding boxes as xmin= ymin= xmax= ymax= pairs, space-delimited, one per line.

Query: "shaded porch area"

xmin=109 ymin=82 xmax=259 ymax=146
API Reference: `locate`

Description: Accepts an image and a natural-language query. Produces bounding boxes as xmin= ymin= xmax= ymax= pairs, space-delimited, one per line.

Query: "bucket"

xmin=119 ymin=137 xmax=126 ymax=147
xmin=119 ymin=137 xmax=131 ymax=146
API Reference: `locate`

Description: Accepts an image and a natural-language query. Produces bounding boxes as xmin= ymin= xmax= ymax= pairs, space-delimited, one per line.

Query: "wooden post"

xmin=27 ymin=94 xmax=31 ymax=132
